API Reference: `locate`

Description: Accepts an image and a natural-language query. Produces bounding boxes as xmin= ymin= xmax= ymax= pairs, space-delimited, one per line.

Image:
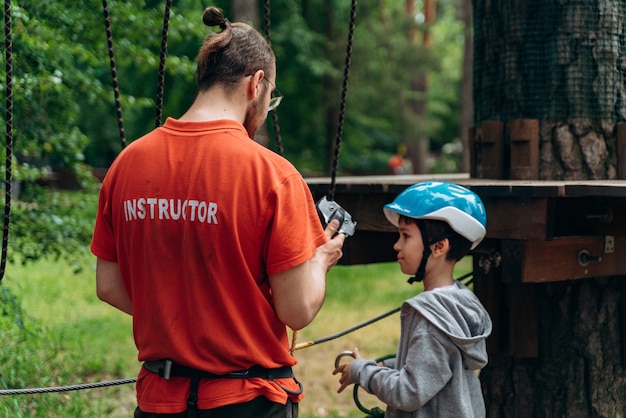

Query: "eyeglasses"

xmin=245 ymin=73 xmax=284 ymax=111
xmin=262 ymin=77 xmax=284 ymax=112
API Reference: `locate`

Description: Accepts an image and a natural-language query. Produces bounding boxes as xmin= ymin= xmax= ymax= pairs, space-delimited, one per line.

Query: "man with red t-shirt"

xmin=90 ymin=7 xmax=345 ymax=418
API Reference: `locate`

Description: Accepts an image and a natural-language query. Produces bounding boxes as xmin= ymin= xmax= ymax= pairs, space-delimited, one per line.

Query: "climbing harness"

xmin=143 ymin=360 xmax=302 ymax=418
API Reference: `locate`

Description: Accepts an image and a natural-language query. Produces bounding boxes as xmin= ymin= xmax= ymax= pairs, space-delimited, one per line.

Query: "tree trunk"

xmin=232 ymin=0 xmax=259 ymax=29
xmin=459 ymin=0 xmax=473 ymax=173
xmin=481 ymin=278 xmax=626 ymax=417
xmin=403 ymin=0 xmax=435 ymax=174
xmin=233 ymin=0 xmax=271 ymax=146
xmin=473 ymin=1 xmax=626 ymax=416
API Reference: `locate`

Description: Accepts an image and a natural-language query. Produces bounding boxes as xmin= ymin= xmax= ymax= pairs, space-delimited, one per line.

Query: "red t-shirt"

xmin=90 ymin=118 xmax=327 ymax=413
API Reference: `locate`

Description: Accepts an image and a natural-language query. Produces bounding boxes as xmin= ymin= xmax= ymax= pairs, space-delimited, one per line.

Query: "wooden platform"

xmin=307 ymin=174 xmax=626 ymax=283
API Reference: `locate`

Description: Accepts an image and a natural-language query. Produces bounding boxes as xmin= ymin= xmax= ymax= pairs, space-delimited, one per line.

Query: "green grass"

xmin=1 ymin=252 xmax=472 ymax=417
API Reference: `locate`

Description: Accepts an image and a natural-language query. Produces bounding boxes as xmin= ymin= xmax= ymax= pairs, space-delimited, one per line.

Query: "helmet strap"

xmin=407 ymin=222 xmax=452 ymax=285
xmin=408 ymin=220 xmax=431 ymax=284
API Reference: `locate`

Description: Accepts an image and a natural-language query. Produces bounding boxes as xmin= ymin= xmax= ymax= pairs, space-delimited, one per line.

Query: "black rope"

xmin=102 ymin=0 xmax=126 ymax=149
xmin=155 ymin=0 xmax=172 ymax=128
xmin=263 ymin=0 xmax=284 ymax=156
xmin=0 ymin=378 xmax=137 ymax=396
xmin=294 ymin=305 xmax=400 ymax=351
xmin=1 ymin=0 xmax=13 ymax=283
xmin=328 ymin=0 xmax=357 ymax=202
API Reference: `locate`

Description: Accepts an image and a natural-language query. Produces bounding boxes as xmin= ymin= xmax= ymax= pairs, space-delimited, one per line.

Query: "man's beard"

xmin=243 ymin=95 xmax=266 ymax=139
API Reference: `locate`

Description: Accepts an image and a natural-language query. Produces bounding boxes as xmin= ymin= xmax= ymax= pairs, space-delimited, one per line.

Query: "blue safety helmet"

xmin=383 ymin=181 xmax=487 ymax=250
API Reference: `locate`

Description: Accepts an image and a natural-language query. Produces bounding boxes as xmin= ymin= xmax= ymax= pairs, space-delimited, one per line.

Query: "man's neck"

xmin=179 ymin=88 xmax=245 ymax=123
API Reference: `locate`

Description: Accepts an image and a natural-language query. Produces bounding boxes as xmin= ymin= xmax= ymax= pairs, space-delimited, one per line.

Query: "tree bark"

xmin=473 ymin=1 xmax=626 ymax=416
xmin=481 ymin=278 xmax=626 ymax=418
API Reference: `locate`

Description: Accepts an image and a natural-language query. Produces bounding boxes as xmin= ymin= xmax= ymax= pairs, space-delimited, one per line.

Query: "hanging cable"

xmin=328 ymin=0 xmax=357 ymax=202
xmin=155 ymin=0 xmax=172 ymax=128
xmin=1 ymin=0 xmax=13 ymax=283
xmin=263 ymin=0 xmax=284 ymax=156
xmin=102 ymin=0 xmax=126 ymax=149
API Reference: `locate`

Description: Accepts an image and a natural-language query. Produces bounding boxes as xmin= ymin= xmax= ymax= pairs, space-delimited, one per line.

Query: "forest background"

xmin=1 ymin=0 xmax=471 ymax=415
xmin=1 ymin=0 xmax=471 ymax=268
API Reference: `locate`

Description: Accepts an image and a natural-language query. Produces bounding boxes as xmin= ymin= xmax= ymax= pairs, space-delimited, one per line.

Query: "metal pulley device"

xmin=316 ymin=196 xmax=357 ymax=237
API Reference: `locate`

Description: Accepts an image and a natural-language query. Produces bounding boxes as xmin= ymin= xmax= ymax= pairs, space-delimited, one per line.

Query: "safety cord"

xmin=263 ymin=0 xmax=284 ymax=156
xmin=293 ymin=306 xmax=401 ymax=351
xmin=290 ymin=0 xmax=358 ymax=354
xmin=328 ymin=0 xmax=357 ymax=202
xmin=101 ymin=0 xmax=126 ymax=149
xmin=0 ymin=0 xmax=13 ymax=283
xmin=154 ymin=0 xmax=172 ymax=128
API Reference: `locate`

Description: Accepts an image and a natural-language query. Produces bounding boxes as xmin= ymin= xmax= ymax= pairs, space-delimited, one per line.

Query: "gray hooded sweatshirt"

xmin=349 ymin=281 xmax=492 ymax=418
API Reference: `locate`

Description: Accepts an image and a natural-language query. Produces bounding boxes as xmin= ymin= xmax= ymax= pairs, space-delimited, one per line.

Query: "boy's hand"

xmin=332 ymin=347 xmax=361 ymax=393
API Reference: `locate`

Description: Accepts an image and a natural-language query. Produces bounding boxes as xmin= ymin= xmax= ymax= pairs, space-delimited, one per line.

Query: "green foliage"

xmin=7 ymin=185 xmax=98 ymax=269
xmin=1 ymin=263 xmax=136 ymax=417
xmin=2 ymin=0 xmax=467 ymax=177
xmin=0 ymin=1 xmax=467 ymax=266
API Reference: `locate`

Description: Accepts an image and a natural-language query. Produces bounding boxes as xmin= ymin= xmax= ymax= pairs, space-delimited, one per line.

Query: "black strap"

xmin=144 ymin=360 xmax=295 ymax=381
xmin=187 ymin=369 xmax=200 ymax=418
xmin=408 ymin=220 xmax=431 ymax=284
xmin=144 ymin=360 xmax=303 ymax=413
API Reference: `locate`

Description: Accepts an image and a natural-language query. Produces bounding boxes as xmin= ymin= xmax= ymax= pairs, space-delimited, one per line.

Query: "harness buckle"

xmin=226 ymin=369 xmax=251 ymax=377
xmin=160 ymin=359 xmax=173 ymax=380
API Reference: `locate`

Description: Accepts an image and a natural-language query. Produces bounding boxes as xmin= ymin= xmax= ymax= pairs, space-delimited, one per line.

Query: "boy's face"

xmin=393 ymin=218 xmax=425 ymax=275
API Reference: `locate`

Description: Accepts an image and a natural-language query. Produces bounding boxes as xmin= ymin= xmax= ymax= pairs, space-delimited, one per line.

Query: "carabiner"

xmin=334 ymin=350 xmax=356 ymax=369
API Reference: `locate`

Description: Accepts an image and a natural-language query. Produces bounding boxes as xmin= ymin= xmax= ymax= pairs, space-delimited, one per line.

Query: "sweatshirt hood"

xmin=405 ymin=281 xmax=492 ymax=370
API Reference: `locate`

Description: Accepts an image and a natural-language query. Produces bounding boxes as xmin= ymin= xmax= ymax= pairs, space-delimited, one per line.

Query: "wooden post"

xmin=468 ymin=126 xmax=477 ymax=178
xmin=509 ymin=119 xmax=539 ymax=180
xmin=479 ymin=121 xmax=504 ymax=179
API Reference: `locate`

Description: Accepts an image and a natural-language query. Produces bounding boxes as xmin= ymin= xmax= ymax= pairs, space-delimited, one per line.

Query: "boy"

xmin=333 ymin=181 xmax=492 ymax=418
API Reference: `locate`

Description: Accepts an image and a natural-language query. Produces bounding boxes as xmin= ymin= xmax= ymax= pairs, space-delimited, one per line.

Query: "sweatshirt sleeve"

xmin=350 ymin=332 xmax=453 ymax=411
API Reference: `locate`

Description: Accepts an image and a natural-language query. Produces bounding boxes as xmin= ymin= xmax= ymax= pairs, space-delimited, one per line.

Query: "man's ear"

xmin=247 ymin=69 xmax=265 ymax=100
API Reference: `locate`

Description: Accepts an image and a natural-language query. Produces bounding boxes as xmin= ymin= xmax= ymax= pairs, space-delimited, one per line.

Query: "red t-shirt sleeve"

xmin=90 ymin=178 xmax=118 ymax=262
xmin=263 ymin=174 xmax=327 ymax=275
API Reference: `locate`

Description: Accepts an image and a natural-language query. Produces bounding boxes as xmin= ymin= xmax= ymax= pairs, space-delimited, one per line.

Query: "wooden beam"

xmin=483 ymin=197 xmax=551 ymax=240
xmin=501 ymin=236 xmax=626 ymax=283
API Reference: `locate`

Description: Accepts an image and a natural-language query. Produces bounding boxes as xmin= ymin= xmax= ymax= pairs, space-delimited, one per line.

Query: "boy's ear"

xmin=431 ymin=238 xmax=449 ymax=258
